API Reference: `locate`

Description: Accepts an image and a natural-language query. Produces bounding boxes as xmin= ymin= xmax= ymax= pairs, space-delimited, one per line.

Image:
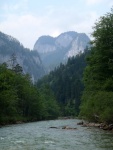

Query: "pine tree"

xmin=80 ymin=8 xmax=113 ymax=123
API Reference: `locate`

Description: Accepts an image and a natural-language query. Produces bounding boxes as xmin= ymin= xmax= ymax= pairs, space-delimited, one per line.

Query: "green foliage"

xmin=0 ymin=64 xmax=18 ymax=124
xmin=80 ymin=8 xmax=113 ymax=123
xmin=64 ymin=99 xmax=77 ymax=116
xmin=39 ymin=85 xmax=60 ymax=119
xmin=37 ymin=49 xmax=89 ymax=116
xmin=80 ymin=91 xmax=113 ymax=123
xmin=0 ymin=63 xmax=59 ymax=125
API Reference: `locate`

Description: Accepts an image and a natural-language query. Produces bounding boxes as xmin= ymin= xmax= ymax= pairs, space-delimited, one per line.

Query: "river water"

xmin=0 ymin=119 xmax=113 ymax=150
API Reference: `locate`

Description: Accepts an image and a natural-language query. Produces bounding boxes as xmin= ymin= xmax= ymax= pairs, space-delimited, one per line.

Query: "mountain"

xmin=33 ymin=31 xmax=90 ymax=71
xmin=0 ymin=31 xmax=45 ymax=81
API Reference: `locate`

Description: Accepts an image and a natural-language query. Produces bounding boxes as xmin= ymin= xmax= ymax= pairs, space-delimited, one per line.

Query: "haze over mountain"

xmin=0 ymin=31 xmax=45 ymax=81
xmin=0 ymin=31 xmax=90 ymax=81
xmin=33 ymin=31 xmax=90 ymax=71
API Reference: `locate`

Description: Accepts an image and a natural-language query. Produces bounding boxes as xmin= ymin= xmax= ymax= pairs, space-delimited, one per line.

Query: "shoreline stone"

xmin=49 ymin=126 xmax=77 ymax=130
xmin=77 ymin=121 xmax=113 ymax=131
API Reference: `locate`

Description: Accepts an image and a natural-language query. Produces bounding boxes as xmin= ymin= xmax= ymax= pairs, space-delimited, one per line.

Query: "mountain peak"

xmin=0 ymin=31 xmax=20 ymax=46
xmin=33 ymin=31 xmax=90 ymax=71
xmin=0 ymin=31 xmax=45 ymax=81
xmin=36 ymin=35 xmax=55 ymax=45
xmin=57 ymin=31 xmax=78 ymax=38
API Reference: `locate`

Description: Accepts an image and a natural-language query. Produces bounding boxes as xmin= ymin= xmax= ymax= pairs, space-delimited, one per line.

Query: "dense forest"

xmin=0 ymin=60 xmax=60 ymax=125
xmin=1 ymin=8 xmax=113 ymax=125
xmin=37 ymin=48 xmax=89 ymax=116
xmin=79 ymin=9 xmax=113 ymax=123
xmin=0 ymin=49 xmax=89 ymax=125
xmin=37 ymin=9 xmax=113 ymax=124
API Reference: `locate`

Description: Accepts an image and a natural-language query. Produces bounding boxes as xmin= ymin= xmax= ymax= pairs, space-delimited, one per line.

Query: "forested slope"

xmin=0 ymin=63 xmax=60 ymax=125
xmin=37 ymin=48 xmax=89 ymax=116
xmin=80 ymin=9 xmax=113 ymax=123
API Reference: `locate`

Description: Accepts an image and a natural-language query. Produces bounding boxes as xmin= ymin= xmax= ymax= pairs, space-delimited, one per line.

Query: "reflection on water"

xmin=0 ymin=119 xmax=113 ymax=150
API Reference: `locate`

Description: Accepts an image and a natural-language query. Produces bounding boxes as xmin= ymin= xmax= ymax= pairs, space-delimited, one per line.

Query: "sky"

xmin=0 ymin=0 xmax=113 ymax=49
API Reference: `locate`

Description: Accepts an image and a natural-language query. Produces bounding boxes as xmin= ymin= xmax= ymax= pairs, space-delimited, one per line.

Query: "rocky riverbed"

xmin=77 ymin=121 xmax=113 ymax=131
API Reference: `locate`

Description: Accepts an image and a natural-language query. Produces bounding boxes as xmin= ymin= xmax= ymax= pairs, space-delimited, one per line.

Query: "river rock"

xmin=62 ymin=126 xmax=77 ymax=130
xmin=49 ymin=127 xmax=59 ymax=129
xmin=80 ymin=122 xmax=101 ymax=128
xmin=101 ymin=124 xmax=113 ymax=130
xmin=77 ymin=121 xmax=84 ymax=125
xmin=49 ymin=126 xmax=77 ymax=130
xmin=78 ymin=121 xmax=113 ymax=131
xmin=108 ymin=124 xmax=113 ymax=130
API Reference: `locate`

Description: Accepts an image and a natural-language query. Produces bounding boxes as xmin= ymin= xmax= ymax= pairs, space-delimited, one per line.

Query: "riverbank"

xmin=1 ymin=117 xmax=113 ymax=132
xmin=77 ymin=121 xmax=113 ymax=131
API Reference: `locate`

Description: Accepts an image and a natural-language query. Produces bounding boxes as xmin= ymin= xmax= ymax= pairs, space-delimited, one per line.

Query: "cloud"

xmin=2 ymin=4 xmax=19 ymax=11
xmin=1 ymin=0 xmax=28 ymax=14
xmin=70 ymin=11 xmax=98 ymax=37
xmin=0 ymin=10 xmax=64 ymax=49
xmin=0 ymin=0 xmax=111 ymax=49
xmin=108 ymin=1 xmax=113 ymax=7
xmin=85 ymin=0 xmax=113 ymax=8
xmin=0 ymin=14 xmax=44 ymax=49
xmin=85 ymin=0 xmax=103 ymax=5
xmin=0 ymin=8 xmax=98 ymax=49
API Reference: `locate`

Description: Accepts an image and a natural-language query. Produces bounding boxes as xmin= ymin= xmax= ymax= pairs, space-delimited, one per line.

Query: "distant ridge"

xmin=33 ymin=31 xmax=90 ymax=71
xmin=0 ymin=31 xmax=45 ymax=81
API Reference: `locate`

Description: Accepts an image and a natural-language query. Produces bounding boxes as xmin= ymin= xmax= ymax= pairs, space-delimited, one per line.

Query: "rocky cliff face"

xmin=0 ymin=32 xmax=45 ymax=81
xmin=33 ymin=31 xmax=90 ymax=71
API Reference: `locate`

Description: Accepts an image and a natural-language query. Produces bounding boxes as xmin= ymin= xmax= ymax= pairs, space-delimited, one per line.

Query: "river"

xmin=0 ymin=119 xmax=113 ymax=150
